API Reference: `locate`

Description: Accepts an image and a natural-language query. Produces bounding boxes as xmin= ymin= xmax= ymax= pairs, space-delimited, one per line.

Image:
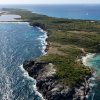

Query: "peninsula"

xmin=2 ymin=8 xmax=100 ymax=100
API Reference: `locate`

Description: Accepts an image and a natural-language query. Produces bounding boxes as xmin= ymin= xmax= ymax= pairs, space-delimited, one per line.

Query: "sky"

xmin=0 ymin=0 xmax=100 ymax=4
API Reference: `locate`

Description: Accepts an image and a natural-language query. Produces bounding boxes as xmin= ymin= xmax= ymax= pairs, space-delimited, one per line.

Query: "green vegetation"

xmin=40 ymin=54 xmax=90 ymax=86
xmin=4 ymin=8 xmax=100 ymax=86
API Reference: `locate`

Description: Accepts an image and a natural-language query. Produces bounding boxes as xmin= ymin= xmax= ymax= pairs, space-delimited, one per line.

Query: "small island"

xmin=2 ymin=8 xmax=100 ymax=100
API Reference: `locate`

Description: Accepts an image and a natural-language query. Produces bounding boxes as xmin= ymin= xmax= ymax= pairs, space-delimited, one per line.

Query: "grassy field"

xmin=4 ymin=8 xmax=100 ymax=86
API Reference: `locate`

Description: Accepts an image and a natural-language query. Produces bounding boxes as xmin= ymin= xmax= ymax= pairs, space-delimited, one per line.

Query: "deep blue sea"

xmin=0 ymin=4 xmax=100 ymax=100
xmin=0 ymin=22 xmax=46 ymax=100
xmin=0 ymin=4 xmax=100 ymax=20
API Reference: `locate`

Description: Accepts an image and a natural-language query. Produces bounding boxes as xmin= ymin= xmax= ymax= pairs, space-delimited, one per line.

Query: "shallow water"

xmin=85 ymin=54 xmax=100 ymax=100
xmin=0 ymin=22 xmax=46 ymax=100
xmin=0 ymin=14 xmax=21 ymax=21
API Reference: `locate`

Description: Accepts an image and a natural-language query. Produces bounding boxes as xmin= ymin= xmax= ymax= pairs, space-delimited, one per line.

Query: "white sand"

xmin=82 ymin=53 xmax=95 ymax=66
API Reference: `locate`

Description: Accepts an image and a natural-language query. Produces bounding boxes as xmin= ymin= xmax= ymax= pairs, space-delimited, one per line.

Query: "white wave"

xmin=89 ymin=83 xmax=96 ymax=87
xmin=19 ymin=64 xmax=45 ymax=100
xmin=86 ymin=94 xmax=89 ymax=99
xmin=18 ymin=26 xmax=48 ymax=100
xmin=36 ymin=27 xmax=48 ymax=55
xmin=17 ymin=22 xmax=29 ymax=24
xmin=90 ymin=77 xmax=96 ymax=81
xmin=92 ymin=92 xmax=95 ymax=100
xmin=0 ymin=67 xmax=13 ymax=100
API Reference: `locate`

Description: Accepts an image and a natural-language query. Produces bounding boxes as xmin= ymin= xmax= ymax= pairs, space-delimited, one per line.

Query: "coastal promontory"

xmin=2 ymin=8 xmax=100 ymax=100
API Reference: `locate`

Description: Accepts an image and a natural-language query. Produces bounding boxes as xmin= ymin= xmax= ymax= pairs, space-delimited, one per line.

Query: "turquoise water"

xmin=0 ymin=22 xmax=46 ymax=100
xmin=86 ymin=54 xmax=100 ymax=100
xmin=87 ymin=55 xmax=100 ymax=76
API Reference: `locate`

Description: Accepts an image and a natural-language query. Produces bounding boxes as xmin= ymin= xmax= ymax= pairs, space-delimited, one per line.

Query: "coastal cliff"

xmin=23 ymin=59 xmax=92 ymax=100
xmin=23 ymin=22 xmax=93 ymax=100
xmin=23 ymin=16 xmax=94 ymax=100
xmin=24 ymin=16 xmax=93 ymax=100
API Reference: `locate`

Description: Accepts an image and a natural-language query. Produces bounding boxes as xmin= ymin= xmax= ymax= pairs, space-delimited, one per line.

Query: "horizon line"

xmin=0 ymin=3 xmax=100 ymax=5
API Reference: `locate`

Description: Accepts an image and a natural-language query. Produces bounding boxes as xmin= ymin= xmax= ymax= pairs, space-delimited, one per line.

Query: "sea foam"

xmin=82 ymin=53 xmax=97 ymax=99
xmin=36 ymin=27 xmax=48 ymax=55
xmin=19 ymin=64 xmax=45 ymax=100
xmin=19 ymin=26 xmax=48 ymax=100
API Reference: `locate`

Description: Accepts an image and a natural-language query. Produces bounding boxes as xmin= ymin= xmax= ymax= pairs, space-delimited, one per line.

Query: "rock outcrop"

xmin=30 ymin=22 xmax=47 ymax=30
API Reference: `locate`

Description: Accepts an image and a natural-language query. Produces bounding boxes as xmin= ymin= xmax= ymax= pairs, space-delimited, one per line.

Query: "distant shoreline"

xmin=1 ymin=5 xmax=100 ymax=21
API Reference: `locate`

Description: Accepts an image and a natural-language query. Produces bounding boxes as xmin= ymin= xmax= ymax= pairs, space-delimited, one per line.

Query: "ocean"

xmin=0 ymin=22 xmax=47 ymax=100
xmin=0 ymin=4 xmax=100 ymax=100
xmin=83 ymin=54 xmax=100 ymax=100
xmin=0 ymin=4 xmax=100 ymax=20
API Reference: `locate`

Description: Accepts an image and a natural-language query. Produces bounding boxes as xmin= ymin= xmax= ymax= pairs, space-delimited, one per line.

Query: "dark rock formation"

xmin=30 ymin=22 xmax=47 ymax=30
xmin=23 ymin=59 xmax=92 ymax=100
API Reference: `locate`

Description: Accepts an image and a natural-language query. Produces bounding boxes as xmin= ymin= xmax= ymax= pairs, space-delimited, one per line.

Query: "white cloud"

xmin=0 ymin=0 xmax=99 ymax=4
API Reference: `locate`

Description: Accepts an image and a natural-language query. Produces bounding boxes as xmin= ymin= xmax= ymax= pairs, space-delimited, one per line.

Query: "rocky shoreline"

xmin=22 ymin=23 xmax=93 ymax=100
xmin=23 ymin=59 xmax=92 ymax=100
xmin=30 ymin=22 xmax=50 ymax=53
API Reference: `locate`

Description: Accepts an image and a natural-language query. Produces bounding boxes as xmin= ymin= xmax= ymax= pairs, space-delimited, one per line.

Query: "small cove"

xmin=82 ymin=54 xmax=100 ymax=100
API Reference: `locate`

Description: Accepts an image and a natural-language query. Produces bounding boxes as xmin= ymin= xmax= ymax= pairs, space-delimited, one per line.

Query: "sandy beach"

xmin=82 ymin=53 xmax=95 ymax=66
